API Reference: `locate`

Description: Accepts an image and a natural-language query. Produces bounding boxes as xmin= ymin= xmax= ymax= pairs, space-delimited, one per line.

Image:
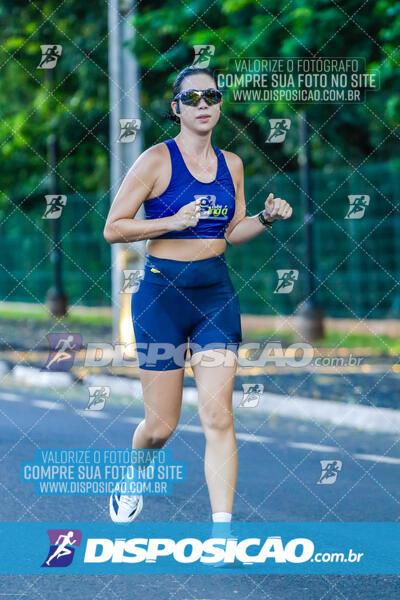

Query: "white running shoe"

xmin=109 ymin=481 xmax=143 ymax=524
xmin=210 ymin=523 xmax=242 ymax=569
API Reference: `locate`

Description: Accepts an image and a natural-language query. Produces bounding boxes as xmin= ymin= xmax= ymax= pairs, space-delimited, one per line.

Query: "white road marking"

xmin=236 ymin=432 xmax=274 ymax=444
xmin=353 ymin=453 xmax=400 ymax=465
xmin=75 ymin=410 xmax=109 ymax=419
xmin=287 ymin=442 xmax=339 ymax=452
xmin=32 ymin=400 xmax=64 ymax=410
xmin=0 ymin=393 xmax=22 ymax=402
xmin=177 ymin=424 xmax=204 ymax=434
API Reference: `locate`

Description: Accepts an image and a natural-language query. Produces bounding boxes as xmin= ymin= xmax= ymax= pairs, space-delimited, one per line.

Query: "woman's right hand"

xmin=171 ymin=199 xmax=201 ymax=230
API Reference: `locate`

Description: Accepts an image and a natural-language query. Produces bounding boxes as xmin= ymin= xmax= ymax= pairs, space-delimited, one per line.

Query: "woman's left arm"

xmin=223 ymin=153 xmax=293 ymax=246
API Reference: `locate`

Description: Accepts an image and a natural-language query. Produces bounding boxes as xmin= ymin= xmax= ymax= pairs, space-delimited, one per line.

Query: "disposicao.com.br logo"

xmin=0 ymin=522 xmax=386 ymax=574
xmin=83 ymin=535 xmax=363 ymax=566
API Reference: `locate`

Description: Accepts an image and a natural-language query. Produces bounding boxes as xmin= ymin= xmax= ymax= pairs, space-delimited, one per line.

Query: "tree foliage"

xmin=0 ymin=0 xmax=109 ymax=215
xmin=132 ymin=0 xmax=400 ymax=176
xmin=0 ymin=0 xmax=399 ymax=215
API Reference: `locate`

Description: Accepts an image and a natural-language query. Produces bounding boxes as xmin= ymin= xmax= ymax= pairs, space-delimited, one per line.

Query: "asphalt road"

xmin=0 ymin=379 xmax=399 ymax=599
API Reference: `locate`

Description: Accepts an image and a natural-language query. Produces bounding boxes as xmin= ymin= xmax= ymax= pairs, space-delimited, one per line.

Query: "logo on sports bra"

xmin=194 ymin=194 xmax=229 ymax=220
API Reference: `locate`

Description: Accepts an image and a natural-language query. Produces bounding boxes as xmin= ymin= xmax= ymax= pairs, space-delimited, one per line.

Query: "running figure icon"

xmin=274 ymin=269 xmax=299 ymax=294
xmin=42 ymin=195 xmax=67 ymax=219
xmin=38 ymin=45 xmax=62 ymax=68
xmin=266 ymin=119 xmax=291 ymax=143
xmin=45 ymin=335 xmax=77 ymax=370
xmin=45 ymin=531 xmax=77 ymax=566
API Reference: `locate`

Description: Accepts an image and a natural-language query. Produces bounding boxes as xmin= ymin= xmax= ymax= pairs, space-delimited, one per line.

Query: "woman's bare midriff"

xmin=146 ymin=237 xmax=226 ymax=261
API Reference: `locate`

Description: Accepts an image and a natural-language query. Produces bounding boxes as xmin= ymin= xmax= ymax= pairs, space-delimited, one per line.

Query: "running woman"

xmin=104 ymin=66 xmax=293 ymax=524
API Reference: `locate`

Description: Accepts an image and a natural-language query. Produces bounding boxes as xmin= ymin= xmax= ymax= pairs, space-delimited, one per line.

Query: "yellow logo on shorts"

xmin=150 ymin=267 xmax=161 ymax=274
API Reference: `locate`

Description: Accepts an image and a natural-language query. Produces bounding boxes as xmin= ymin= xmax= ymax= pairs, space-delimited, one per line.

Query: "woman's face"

xmin=172 ymin=73 xmax=222 ymax=133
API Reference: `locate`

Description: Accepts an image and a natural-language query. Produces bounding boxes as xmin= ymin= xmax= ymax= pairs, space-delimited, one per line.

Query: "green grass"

xmin=1 ymin=305 xmax=398 ymax=354
xmin=0 ymin=306 xmax=112 ymax=326
xmin=245 ymin=328 xmax=295 ymax=345
xmin=245 ymin=328 xmax=400 ymax=354
xmin=319 ymin=331 xmax=400 ymax=354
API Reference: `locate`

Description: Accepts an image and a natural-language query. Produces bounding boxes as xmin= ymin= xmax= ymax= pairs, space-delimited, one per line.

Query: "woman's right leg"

xmin=132 ymin=367 xmax=185 ymax=450
xmin=110 ymin=367 xmax=184 ymax=523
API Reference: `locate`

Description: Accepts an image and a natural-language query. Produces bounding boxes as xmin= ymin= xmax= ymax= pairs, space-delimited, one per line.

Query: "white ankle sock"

xmin=212 ymin=512 xmax=232 ymax=522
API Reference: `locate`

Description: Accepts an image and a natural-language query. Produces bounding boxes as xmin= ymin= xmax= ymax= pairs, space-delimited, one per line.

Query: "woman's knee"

xmin=200 ymin=405 xmax=234 ymax=434
xmin=143 ymin=421 xmax=177 ymax=447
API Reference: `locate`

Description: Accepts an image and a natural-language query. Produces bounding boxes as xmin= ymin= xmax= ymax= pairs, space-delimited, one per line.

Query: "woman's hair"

xmin=164 ymin=66 xmax=218 ymax=124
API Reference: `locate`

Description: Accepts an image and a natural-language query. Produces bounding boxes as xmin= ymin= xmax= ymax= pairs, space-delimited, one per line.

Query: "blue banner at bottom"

xmin=0 ymin=522 xmax=399 ymax=574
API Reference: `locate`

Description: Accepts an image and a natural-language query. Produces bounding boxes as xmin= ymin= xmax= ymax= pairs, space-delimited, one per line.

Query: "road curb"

xmin=2 ymin=362 xmax=399 ymax=434
xmin=181 ymin=387 xmax=400 ymax=434
xmin=243 ymin=391 xmax=400 ymax=434
xmin=82 ymin=373 xmax=400 ymax=435
xmin=12 ymin=365 xmax=75 ymax=387
xmin=0 ymin=361 xmax=10 ymax=377
xmin=84 ymin=374 xmax=142 ymax=397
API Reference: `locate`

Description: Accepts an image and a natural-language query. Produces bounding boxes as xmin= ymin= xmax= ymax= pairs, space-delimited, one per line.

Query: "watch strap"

xmin=258 ymin=211 xmax=273 ymax=228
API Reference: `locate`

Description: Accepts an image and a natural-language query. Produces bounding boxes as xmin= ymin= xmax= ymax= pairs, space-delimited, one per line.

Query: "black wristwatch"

xmin=257 ymin=210 xmax=273 ymax=228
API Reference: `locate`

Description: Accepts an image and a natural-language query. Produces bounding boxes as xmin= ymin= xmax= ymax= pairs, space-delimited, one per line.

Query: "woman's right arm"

xmin=103 ymin=145 xmax=199 ymax=244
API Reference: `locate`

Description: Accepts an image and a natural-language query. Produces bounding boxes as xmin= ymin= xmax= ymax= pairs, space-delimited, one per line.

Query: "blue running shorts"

xmin=131 ymin=253 xmax=242 ymax=370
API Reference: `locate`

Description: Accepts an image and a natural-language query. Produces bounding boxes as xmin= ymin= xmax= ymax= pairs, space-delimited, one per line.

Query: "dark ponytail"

xmin=163 ymin=65 xmax=218 ymax=125
xmin=163 ymin=110 xmax=181 ymax=124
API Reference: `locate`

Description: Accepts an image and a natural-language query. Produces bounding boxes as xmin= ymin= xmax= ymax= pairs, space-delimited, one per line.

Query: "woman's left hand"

xmin=263 ymin=193 xmax=293 ymax=222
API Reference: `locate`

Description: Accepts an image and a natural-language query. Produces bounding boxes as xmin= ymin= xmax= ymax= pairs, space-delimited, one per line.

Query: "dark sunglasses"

xmin=174 ymin=88 xmax=223 ymax=107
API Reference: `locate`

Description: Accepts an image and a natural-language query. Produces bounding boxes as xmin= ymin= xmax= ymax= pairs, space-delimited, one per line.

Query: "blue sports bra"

xmin=143 ymin=138 xmax=236 ymax=239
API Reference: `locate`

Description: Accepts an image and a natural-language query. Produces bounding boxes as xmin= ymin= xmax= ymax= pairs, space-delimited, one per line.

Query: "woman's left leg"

xmin=190 ymin=349 xmax=238 ymax=516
